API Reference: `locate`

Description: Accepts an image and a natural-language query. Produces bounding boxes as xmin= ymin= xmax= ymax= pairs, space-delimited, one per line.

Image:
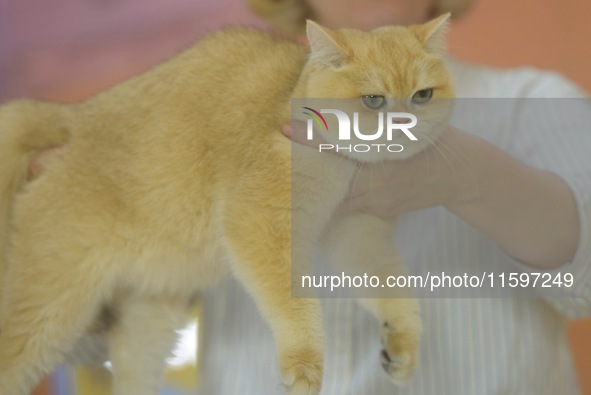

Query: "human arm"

xmin=284 ymin=78 xmax=591 ymax=317
xmin=284 ymin=123 xmax=579 ymax=269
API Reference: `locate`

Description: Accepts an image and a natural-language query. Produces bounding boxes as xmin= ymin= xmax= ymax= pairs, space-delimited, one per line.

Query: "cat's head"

xmin=299 ymin=14 xmax=454 ymax=162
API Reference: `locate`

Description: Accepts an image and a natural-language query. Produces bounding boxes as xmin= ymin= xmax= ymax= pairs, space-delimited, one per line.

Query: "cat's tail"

xmin=0 ymin=99 xmax=70 ymax=274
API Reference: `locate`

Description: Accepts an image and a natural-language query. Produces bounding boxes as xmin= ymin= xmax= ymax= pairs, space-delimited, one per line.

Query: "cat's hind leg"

xmin=108 ymin=296 xmax=190 ymax=395
xmin=0 ymin=245 xmax=117 ymax=395
xmin=0 ymin=175 xmax=124 ymax=395
xmin=322 ymin=213 xmax=421 ymax=385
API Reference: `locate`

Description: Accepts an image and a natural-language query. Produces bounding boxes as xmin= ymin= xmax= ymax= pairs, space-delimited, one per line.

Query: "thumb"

xmin=282 ymin=121 xmax=313 ymax=146
xmin=282 ymin=121 xmax=333 ymax=150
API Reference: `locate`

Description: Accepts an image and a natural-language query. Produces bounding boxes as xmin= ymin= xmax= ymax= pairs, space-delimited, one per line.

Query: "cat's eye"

xmin=362 ymin=95 xmax=387 ymax=110
xmin=411 ymin=89 xmax=433 ymax=104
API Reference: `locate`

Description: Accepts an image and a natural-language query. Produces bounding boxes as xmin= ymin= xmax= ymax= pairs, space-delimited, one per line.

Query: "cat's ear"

xmin=413 ymin=13 xmax=451 ymax=55
xmin=306 ymin=20 xmax=349 ymax=67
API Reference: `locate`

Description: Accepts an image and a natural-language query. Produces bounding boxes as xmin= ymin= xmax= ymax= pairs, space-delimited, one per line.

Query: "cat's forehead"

xmin=342 ymin=28 xmax=441 ymax=94
xmin=342 ymin=26 xmax=422 ymax=55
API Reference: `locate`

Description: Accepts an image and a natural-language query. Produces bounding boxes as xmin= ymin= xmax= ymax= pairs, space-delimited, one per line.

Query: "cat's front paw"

xmin=380 ymin=317 xmax=421 ymax=386
xmin=279 ymin=348 xmax=323 ymax=395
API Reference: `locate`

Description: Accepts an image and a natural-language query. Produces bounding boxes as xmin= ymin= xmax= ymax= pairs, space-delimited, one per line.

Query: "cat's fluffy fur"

xmin=0 ymin=16 xmax=453 ymax=395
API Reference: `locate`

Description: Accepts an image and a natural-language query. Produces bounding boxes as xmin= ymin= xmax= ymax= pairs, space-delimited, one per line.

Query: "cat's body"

xmin=0 ymin=18 xmax=453 ymax=395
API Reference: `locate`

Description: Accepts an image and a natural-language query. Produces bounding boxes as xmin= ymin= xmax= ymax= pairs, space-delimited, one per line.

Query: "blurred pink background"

xmin=1 ymin=0 xmax=590 ymax=394
xmin=2 ymin=0 xmax=591 ymax=103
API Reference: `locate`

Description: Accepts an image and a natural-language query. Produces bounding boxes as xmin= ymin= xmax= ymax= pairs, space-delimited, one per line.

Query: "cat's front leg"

xmin=322 ymin=213 xmax=421 ymax=385
xmin=107 ymin=296 xmax=191 ymax=395
xmin=223 ymin=143 xmax=355 ymax=395
xmin=224 ymin=201 xmax=324 ymax=395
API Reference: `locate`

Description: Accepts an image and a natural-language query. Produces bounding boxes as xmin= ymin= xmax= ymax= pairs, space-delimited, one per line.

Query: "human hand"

xmin=282 ymin=122 xmax=478 ymax=219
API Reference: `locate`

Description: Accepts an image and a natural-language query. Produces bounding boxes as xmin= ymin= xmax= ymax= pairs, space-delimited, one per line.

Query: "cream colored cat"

xmin=0 ymin=16 xmax=454 ymax=395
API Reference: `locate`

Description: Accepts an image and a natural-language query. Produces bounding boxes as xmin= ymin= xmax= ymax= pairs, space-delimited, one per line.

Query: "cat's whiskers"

xmin=436 ymin=136 xmax=481 ymax=200
xmin=434 ymin=135 xmax=470 ymax=167
xmin=423 ymin=134 xmax=459 ymax=179
xmin=350 ymin=161 xmax=365 ymax=205
xmin=423 ymin=134 xmax=480 ymax=200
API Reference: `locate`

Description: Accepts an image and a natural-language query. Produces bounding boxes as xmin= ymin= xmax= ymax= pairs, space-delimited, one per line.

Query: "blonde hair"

xmin=248 ymin=0 xmax=474 ymax=34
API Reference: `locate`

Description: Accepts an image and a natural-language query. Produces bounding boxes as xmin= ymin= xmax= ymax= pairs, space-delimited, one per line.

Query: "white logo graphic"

xmin=303 ymin=107 xmax=417 ymax=153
